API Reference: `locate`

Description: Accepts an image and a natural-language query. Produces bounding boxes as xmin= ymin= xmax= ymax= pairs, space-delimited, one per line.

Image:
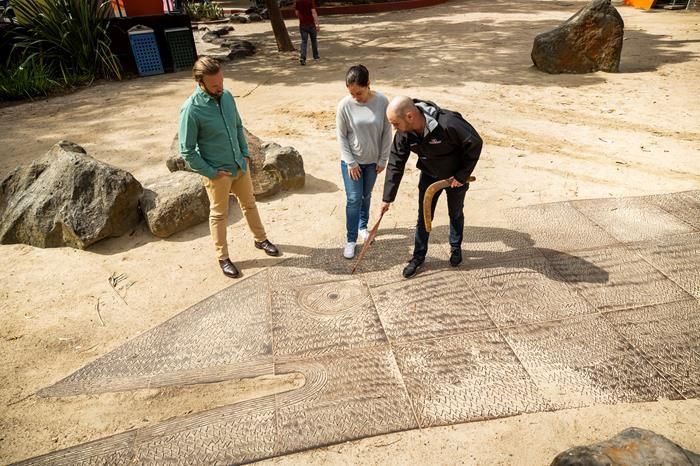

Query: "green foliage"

xmin=182 ymin=0 xmax=224 ymax=20
xmin=9 ymin=0 xmax=121 ymax=85
xmin=0 ymin=56 xmax=59 ymax=101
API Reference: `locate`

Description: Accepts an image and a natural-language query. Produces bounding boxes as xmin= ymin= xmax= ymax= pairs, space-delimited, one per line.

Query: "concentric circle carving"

xmin=296 ymin=280 xmax=370 ymax=317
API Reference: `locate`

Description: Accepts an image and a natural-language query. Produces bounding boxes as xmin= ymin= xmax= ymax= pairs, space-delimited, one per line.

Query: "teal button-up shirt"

xmin=179 ymin=86 xmax=249 ymax=179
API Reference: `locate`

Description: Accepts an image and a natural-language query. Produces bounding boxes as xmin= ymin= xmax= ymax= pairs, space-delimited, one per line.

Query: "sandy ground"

xmin=1 ymin=0 xmax=699 ymax=464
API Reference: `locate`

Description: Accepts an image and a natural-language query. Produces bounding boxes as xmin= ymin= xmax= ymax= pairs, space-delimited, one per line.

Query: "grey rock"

xmin=0 ymin=141 xmax=142 ymax=249
xmin=247 ymin=13 xmax=263 ymax=22
xmin=229 ymin=14 xmax=249 ymax=23
xmin=167 ymin=130 xmax=305 ymax=198
xmin=202 ymin=49 xmax=233 ymax=62
xmin=202 ymin=39 xmax=255 ymax=59
xmin=207 ymin=36 xmax=228 ymax=46
xmin=252 ymin=142 xmax=305 ymax=197
xmin=167 ymin=135 xmax=194 ymax=172
xmin=550 ymin=427 xmax=700 ymax=466
xmin=211 ymin=26 xmax=232 ymax=35
xmin=201 ymin=30 xmax=220 ymax=43
xmin=227 ymin=40 xmax=256 ymax=59
xmin=531 ymin=0 xmax=624 ymax=74
xmin=140 ymin=171 xmax=209 ymax=238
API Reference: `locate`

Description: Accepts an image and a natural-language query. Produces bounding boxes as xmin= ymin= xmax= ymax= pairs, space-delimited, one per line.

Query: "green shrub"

xmin=9 ymin=0 xmax=121 ymax=85
xmin=183 ymin=0 xmax=224 ymax=20
xmin=0 ymin=56 xmax=59 ymax=101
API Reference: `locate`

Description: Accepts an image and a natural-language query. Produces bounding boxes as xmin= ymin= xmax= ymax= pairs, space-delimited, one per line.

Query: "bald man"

xmin=381 ymin=96 xmax=482 ymax=278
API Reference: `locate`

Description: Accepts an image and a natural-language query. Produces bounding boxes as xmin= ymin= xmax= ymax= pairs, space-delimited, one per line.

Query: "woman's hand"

xmin=348 ymin=165 xmax=361 ymax=181
xmin=376 ymin=165 xmax=385 ymax=174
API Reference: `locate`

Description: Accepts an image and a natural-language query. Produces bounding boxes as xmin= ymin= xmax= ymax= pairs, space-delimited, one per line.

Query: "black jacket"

xmin=382 ymin=99 xmax=482 ymax=203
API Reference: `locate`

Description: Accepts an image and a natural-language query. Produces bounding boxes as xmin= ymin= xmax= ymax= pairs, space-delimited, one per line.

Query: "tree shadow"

xmin=234 ymin=224 xmax=610 ymax=284
xmin=2 ymin=0 xmax=696 ymax=181
xmin=222 ymin=0 xmax=698 ymax=89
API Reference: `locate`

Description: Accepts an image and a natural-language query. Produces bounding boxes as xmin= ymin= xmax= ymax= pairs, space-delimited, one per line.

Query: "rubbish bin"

xmin=128 ymin=25 xmax=164 ymax=76
xmin=164 ymin=27 xmax=197 ymax=72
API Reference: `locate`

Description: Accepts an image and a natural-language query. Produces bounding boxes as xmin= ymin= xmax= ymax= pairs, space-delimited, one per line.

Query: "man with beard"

xmin=381 ymin=96 xmax=482 ymax=279
xmin=179 ymin=57 xmax=279 ymax=279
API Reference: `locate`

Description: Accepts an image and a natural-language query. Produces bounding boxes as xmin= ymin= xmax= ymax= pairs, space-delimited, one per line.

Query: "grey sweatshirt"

xmin=336 ymin=91 xmax=392 ymax=167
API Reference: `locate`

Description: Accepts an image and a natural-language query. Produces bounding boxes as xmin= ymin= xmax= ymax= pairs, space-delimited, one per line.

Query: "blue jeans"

xmin=414 ymin=171 xmax=469 ymax=262
xmin=341 ymin=161 xmax=378 ymax=243
xmin=299 ymin=25 xmax=319 ymax=61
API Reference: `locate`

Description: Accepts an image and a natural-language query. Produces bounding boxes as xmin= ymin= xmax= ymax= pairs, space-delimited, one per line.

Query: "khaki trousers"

xmin=203 ymin=170 xmax=267 ymax=261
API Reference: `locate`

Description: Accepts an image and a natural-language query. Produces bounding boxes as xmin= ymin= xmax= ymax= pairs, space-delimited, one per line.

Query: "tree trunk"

xmin=264 ymin=0 xmax=295 ymax=52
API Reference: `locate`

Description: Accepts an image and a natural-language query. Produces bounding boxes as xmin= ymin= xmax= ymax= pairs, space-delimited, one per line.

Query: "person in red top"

xmin=294 ymin=0 xmax=320 ymax=65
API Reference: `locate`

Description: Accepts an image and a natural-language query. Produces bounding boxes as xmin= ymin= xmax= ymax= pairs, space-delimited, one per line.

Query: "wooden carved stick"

xmin=351 ymin=210 xmax=385 ymax=275
xmin=423 ymin=175 xmax=476 ymax=232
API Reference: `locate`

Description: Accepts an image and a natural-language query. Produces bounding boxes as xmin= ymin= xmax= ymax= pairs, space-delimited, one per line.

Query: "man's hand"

xmin=381 ymin=201 xmax=391 ymax=214
xmin=450 ymin=177 xmax=464 ymax=188
xmin=376 ymin=165 xmax=385 ymax=174
xmin=214 ymin=170 xmax=232 ymax=180
xmin=348 ymin=165 xmax=361 ymax=181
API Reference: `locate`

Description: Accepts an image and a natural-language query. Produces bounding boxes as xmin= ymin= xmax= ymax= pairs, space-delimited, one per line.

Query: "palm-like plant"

xmin=182 ymin=0 xmax=224 ymax=21
xmin=10 ymin=0 xmax=121 ymax=84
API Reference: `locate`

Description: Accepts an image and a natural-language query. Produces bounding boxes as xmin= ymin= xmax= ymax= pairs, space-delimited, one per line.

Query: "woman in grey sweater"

xmin=336 ymin=65 xmax=392 ymax=259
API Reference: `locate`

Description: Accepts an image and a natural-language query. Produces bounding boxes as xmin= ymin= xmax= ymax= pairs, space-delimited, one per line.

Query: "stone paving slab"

xmin=393 ymin=329 xmax=552 ymax=427
xmin=643 ymin=190 xmax=700 ymax=230
xmin=505 ymin=202 xmax=620 ymax=252
xmin=544 ymin=245 xmax=693 ymax=312
xmin=274 ymin=348 xmax=418 ymax=455
xmin=40 ymin=272 xmax=274 ymax=397
xmin=502 ymin=315 xmax=684 ymax=409
xmin=604 ymin=299 xmax=700 ymax=399
xmin=271 ymin=278 xmax=387 ymax=358
xmin=16 ymin=191 xmax=700 ymax=465
xmin=630 ymin=232 xmax=700 ymax=300
xmin=572 ymin=195 xmax=697 ymax=243
xmin=458 ymin=251 xmax=598 ymax=326
xmin=371 ymin=269 xmax=494 ymax=343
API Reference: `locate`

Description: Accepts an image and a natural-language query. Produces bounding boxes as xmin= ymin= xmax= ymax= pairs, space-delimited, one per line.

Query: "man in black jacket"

xmin=381 ymin=96 xmax=482 ymax=278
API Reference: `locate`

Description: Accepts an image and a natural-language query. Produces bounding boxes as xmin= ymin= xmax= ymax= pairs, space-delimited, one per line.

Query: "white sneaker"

xmin=343 ymin=242 xmax=356 ymax=259
xmin=358 ymin=229 xmax=370 ymax=242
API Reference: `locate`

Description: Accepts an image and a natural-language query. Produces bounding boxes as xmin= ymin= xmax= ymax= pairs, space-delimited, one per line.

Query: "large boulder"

xmin=166 ymin=128 xmax=264 ymax=173
xmin=166 ymin=134 xmax=192 ymax=173
xmin=531 ymin=0 xmax=624 ymax=74
xmin=253 ymin=142 xmax=305 ymax=197
xmin=0 ymin=141 xmax=142 ymax=249
xmin=225 ymin=40 xmax=256 ymax=60
xmin=140 ymin=171 xmax=209 ymax=238
xmin=167 ymin=129 xmax=305 ymax=198
xmin=229 ymin=14 xmax=249 ymax=23
xmin=550 ymin=427 xmax=700 ymax=466
xmin=204 ymin=40 xmax=256 ymax=61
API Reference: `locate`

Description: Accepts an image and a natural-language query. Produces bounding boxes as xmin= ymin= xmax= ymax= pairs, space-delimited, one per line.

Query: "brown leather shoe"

xmin=254 ymin=239 xmax=280 ymax=257
xmin=219 ymin=259 xmax=240 ymax=278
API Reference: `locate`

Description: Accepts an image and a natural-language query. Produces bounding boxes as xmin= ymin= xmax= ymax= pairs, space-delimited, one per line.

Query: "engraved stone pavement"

xmin=16 ymin=191 xmax=700 ymax=465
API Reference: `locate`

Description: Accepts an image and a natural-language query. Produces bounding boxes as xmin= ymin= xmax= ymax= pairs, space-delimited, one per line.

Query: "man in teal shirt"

xmin=179 ymin=57 xmax=279 ymax=279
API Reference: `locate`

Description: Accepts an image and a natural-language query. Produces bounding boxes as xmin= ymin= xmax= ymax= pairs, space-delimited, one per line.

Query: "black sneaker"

xmin=300 ymin=59 xmax=306 ymax=66
xmin=449 ymin=248 xmax=462 ymax=267
xmin=402 ymin=258 xmax=424 ymax=278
